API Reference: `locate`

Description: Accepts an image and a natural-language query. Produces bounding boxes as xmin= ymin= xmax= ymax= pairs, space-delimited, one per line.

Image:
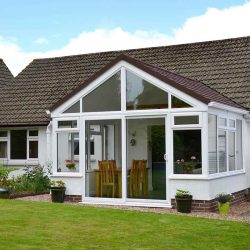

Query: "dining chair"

xmin=98 ymin=160 xmax=115 ymax=198
xmin=129 ymin=160 xmax=148 ymax=197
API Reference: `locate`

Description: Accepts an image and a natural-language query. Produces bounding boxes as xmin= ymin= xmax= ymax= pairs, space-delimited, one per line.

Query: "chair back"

xmin=98 ymin=160 xmax=115 ymax=184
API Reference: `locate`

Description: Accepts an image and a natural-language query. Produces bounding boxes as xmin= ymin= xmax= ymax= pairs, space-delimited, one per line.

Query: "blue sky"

xmin=0 ymin=0 xmax=249 ymax=75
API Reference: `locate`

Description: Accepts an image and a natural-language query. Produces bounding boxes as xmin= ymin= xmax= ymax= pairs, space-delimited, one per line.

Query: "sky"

xmin=0 ymin=0 xmax=249 ymax=76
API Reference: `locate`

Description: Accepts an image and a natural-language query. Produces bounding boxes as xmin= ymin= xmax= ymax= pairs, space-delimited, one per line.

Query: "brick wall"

xmin=65 ymin=195 xmax=82 ymax=202
xmin=171 ymin=189 xmax=248 ymax=212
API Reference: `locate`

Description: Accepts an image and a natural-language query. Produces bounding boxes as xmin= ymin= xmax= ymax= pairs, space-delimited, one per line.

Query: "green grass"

xmin=0 ymin=200 xmax=249 ymax=250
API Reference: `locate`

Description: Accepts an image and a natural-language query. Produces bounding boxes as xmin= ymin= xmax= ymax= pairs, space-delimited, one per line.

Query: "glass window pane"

xmin=63 ymin=101 xmax=80 ymax=113
xmin=57 ymin=132 xmax=79 ymax=172
xmin=29 ymin=141 xmax=38 ymax=158
xmin=82 ymin=72 xmax=121 ymax=112
xmin=127 ymin=118 xmax=166 ymax=200
xmin=29 ymin=130 xmax=38 ymax=137
xmin=126 ymin=71 xmax=168 ymax=110
xmin=229 ymin=119 xmax=235 ymax=128
xmin=0 ymin=131 xmax=8 ymax=137
xmin=236 ymin=120 xmax=243 ymax=170
xmin=85 ymin=120 xmax=122 ymax=198
xmin=174 ymin=116 xmax=199 ymax=125
xmin=0 ymin=141 xmax=7 ymax=158
xmin=208 ymin=114 xmax=218 ymax=174
xmin=173 ymin=130 xmax=202 ymax=175
xmin=228 ymin=131 xmax=235 ymax=171
xmin=171 ymin=96 xmax=192 ymax=108
xmin=11 ymin=130 xmax=27 ymax=159
xmin=218 ymin=130 xmax=227 ymax=172
xmin=58 ymin=120 xmax=77 ymax=129
xmin=219 ymin=118 xmax=227 ymax=127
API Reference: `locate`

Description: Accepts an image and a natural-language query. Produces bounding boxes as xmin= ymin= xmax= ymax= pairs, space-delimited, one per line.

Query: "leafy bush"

xmin=11 ymin=165 xmax=51 ymax=194
xmin=175 ymin=189 xmax=192 ymax=198
xmin=0 ymin=164 xmax=17 ymax=181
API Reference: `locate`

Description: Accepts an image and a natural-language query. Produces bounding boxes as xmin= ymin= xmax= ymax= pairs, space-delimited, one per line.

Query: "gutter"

xmin=208 ymin=102 xmax=249 ymax=115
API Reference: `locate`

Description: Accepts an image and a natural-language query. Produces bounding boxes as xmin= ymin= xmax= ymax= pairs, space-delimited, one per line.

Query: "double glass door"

xmin=85 ymin=117 xmax=167 ymax=201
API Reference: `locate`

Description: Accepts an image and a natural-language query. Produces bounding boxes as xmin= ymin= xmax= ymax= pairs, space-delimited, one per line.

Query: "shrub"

xmin=11 ymin=164 xmax=51 ymax=194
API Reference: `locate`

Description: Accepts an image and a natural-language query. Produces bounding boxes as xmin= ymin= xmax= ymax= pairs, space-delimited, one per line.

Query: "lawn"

xmin=0 ymin=200 xmax=249 ymax=250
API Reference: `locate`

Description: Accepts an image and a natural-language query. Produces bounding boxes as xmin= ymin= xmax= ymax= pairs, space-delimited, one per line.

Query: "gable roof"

xmin=0 ymin=36 xmax=249 ymax=126
xmin=51 ymin=54 xmax=243 ymax=112
xmin=0 ymin=59 xmax=14 ymax=88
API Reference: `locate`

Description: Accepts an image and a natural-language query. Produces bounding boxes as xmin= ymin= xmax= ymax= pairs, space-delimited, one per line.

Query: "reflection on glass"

xmin=171 ymin=96 xmax=191 ymax=108
xmin=63 ymin=101 xmax=80 ymax=113
xmin=236 ymin=120 xmax=243 ymax=170
xmin=57 ymin=132 xmax=79 ymax=172
xmin=29 ymin=141 xmax=38 ymax=158
xmin=208 ymin=114 xmax=217 ymax=174
xmin=126 ymin=71 xmax=168 ymax=110
xmin=218 ymin=130 xmax=227 ymax=172
xmin=173 ymin=130 xmax=202 ymax=174
xmin=127 ymin=118 xmax=166 ymax=200
xmin=0 ymin=141 xmax=7 ymax=158
xmin=82 ymin=72 xmax=121 ymax=112
xmin=174 ymin=116 xmax=199 ymax=125
xmin=228 ymin=131 xmax=235 ymax=171
xmin=85 ymin=120 xmax=122 ymax=198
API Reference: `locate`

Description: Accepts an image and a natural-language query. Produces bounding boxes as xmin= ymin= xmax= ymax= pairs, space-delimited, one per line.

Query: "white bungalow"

xmin=0 ymin=37 xmax=249 ymax=210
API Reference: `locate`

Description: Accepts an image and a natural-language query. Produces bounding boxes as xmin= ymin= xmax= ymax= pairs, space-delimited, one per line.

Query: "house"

xmin=0 ymin=36 xmax=249 ymax=210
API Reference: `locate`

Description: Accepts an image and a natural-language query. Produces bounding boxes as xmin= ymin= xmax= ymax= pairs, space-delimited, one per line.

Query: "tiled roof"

xmin=51 ymin=54 xmax=243 ymax=111
xmin=0 ymin=36 xmax=249 ymax=126
xmin=0 ymin=59 xmax=14 ymax=88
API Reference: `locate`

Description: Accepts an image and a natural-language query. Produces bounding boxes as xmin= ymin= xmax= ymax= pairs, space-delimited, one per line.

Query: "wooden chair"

xmin=129 ymin=160 xmax=148 ymax=198
xmin=98 ymin=160 xmax=115 ymax=198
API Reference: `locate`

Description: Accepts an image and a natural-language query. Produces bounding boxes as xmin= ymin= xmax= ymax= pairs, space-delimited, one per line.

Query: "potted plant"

xmin=175 ymin=189 xmax=193 ymax=213
xmin=50 ymin=180 xmax=66 ymax=203
xmin=65 ymin=160 xmax=77 ymax=171
xmin=216 ymin=193 xmax=233 ymax=215
xmin=176 ymin=156 xmax=198 ymax=174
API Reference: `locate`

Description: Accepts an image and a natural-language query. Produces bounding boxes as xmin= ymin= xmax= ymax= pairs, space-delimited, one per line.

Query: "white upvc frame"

xmin=207 ymin=108 xmax=245 ymax=177
xmin=0 ymin=128 xmax=39 ymax=165
xmin=53 ymin=117 xmax=80 ymax=174
xmin=50 ymin=60 xmax=247 ymax=206
xmin=27 ymin=130 xmax=39 ymax=160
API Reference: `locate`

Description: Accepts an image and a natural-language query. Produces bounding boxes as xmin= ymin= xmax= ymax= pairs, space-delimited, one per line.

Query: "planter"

xmin=218 ymin=201 xmax=230 ymax=215
xmin=175 ymin=196 xmax=192 ymax=213
xmin=0 ymin=188 xmax=10 ymax=199
xmin=50 ymin=186 xmax=66 ymax=203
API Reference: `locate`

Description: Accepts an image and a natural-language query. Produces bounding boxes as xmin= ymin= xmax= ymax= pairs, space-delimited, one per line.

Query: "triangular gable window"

xmin=63 ymin=101 xmax=80 ymax=113
xmin=126 ymin=70 xmax=168 ymax=110
xmin=82 ymin=71 xmax=121 ymax=112
xmin=171 ymin=96 xmax=192 ymax=108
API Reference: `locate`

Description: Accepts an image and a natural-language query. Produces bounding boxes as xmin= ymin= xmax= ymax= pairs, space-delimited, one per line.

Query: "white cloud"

xmin=35 ymin=37 xmax=49 ymax=45
xmin=1 ymin=2 xmax=250 ymax=76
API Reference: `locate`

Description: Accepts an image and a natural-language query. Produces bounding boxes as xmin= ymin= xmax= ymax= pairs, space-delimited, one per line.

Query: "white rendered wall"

xmin=50 ymin=176 xmax=83 ymax=195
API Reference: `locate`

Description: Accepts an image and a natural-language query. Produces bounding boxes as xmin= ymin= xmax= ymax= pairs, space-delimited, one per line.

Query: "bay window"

xmin=208 ymin=114 xmax=243 ymax=174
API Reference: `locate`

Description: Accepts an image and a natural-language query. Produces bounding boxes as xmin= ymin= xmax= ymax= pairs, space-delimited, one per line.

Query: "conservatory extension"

xmin=49 ymin=55 xmax=247 ymax=208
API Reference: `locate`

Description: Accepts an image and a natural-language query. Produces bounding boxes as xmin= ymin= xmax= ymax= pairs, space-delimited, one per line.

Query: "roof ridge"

xmin=31 ymin=35 xmax=250 ymax=62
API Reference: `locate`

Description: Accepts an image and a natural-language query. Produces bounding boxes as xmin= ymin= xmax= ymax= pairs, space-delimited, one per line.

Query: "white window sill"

xmin=51 ymin=172 xmax=83 ymax=178
xmin=168 ymin=170 xmax=246 ymax=180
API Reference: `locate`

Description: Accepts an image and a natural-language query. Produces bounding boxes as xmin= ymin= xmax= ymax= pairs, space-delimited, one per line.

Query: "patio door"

xmin=126 ymin=117 xmax=167 ymax=200
xmin=85 ymin=119 xmax=122 ymax=198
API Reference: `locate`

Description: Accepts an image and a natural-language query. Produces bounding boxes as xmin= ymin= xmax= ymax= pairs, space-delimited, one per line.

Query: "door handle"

xmin=164 ymin=154 xmax=168 ymax=162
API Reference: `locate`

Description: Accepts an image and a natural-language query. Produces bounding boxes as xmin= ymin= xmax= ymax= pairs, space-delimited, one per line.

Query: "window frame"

xmin=27 ymin=130 xmax=39 ymax=160
xmin=0 ymin=131 xmax=9 ymax=160
xmin=208 ymin=113 xmax=244 ymax=176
